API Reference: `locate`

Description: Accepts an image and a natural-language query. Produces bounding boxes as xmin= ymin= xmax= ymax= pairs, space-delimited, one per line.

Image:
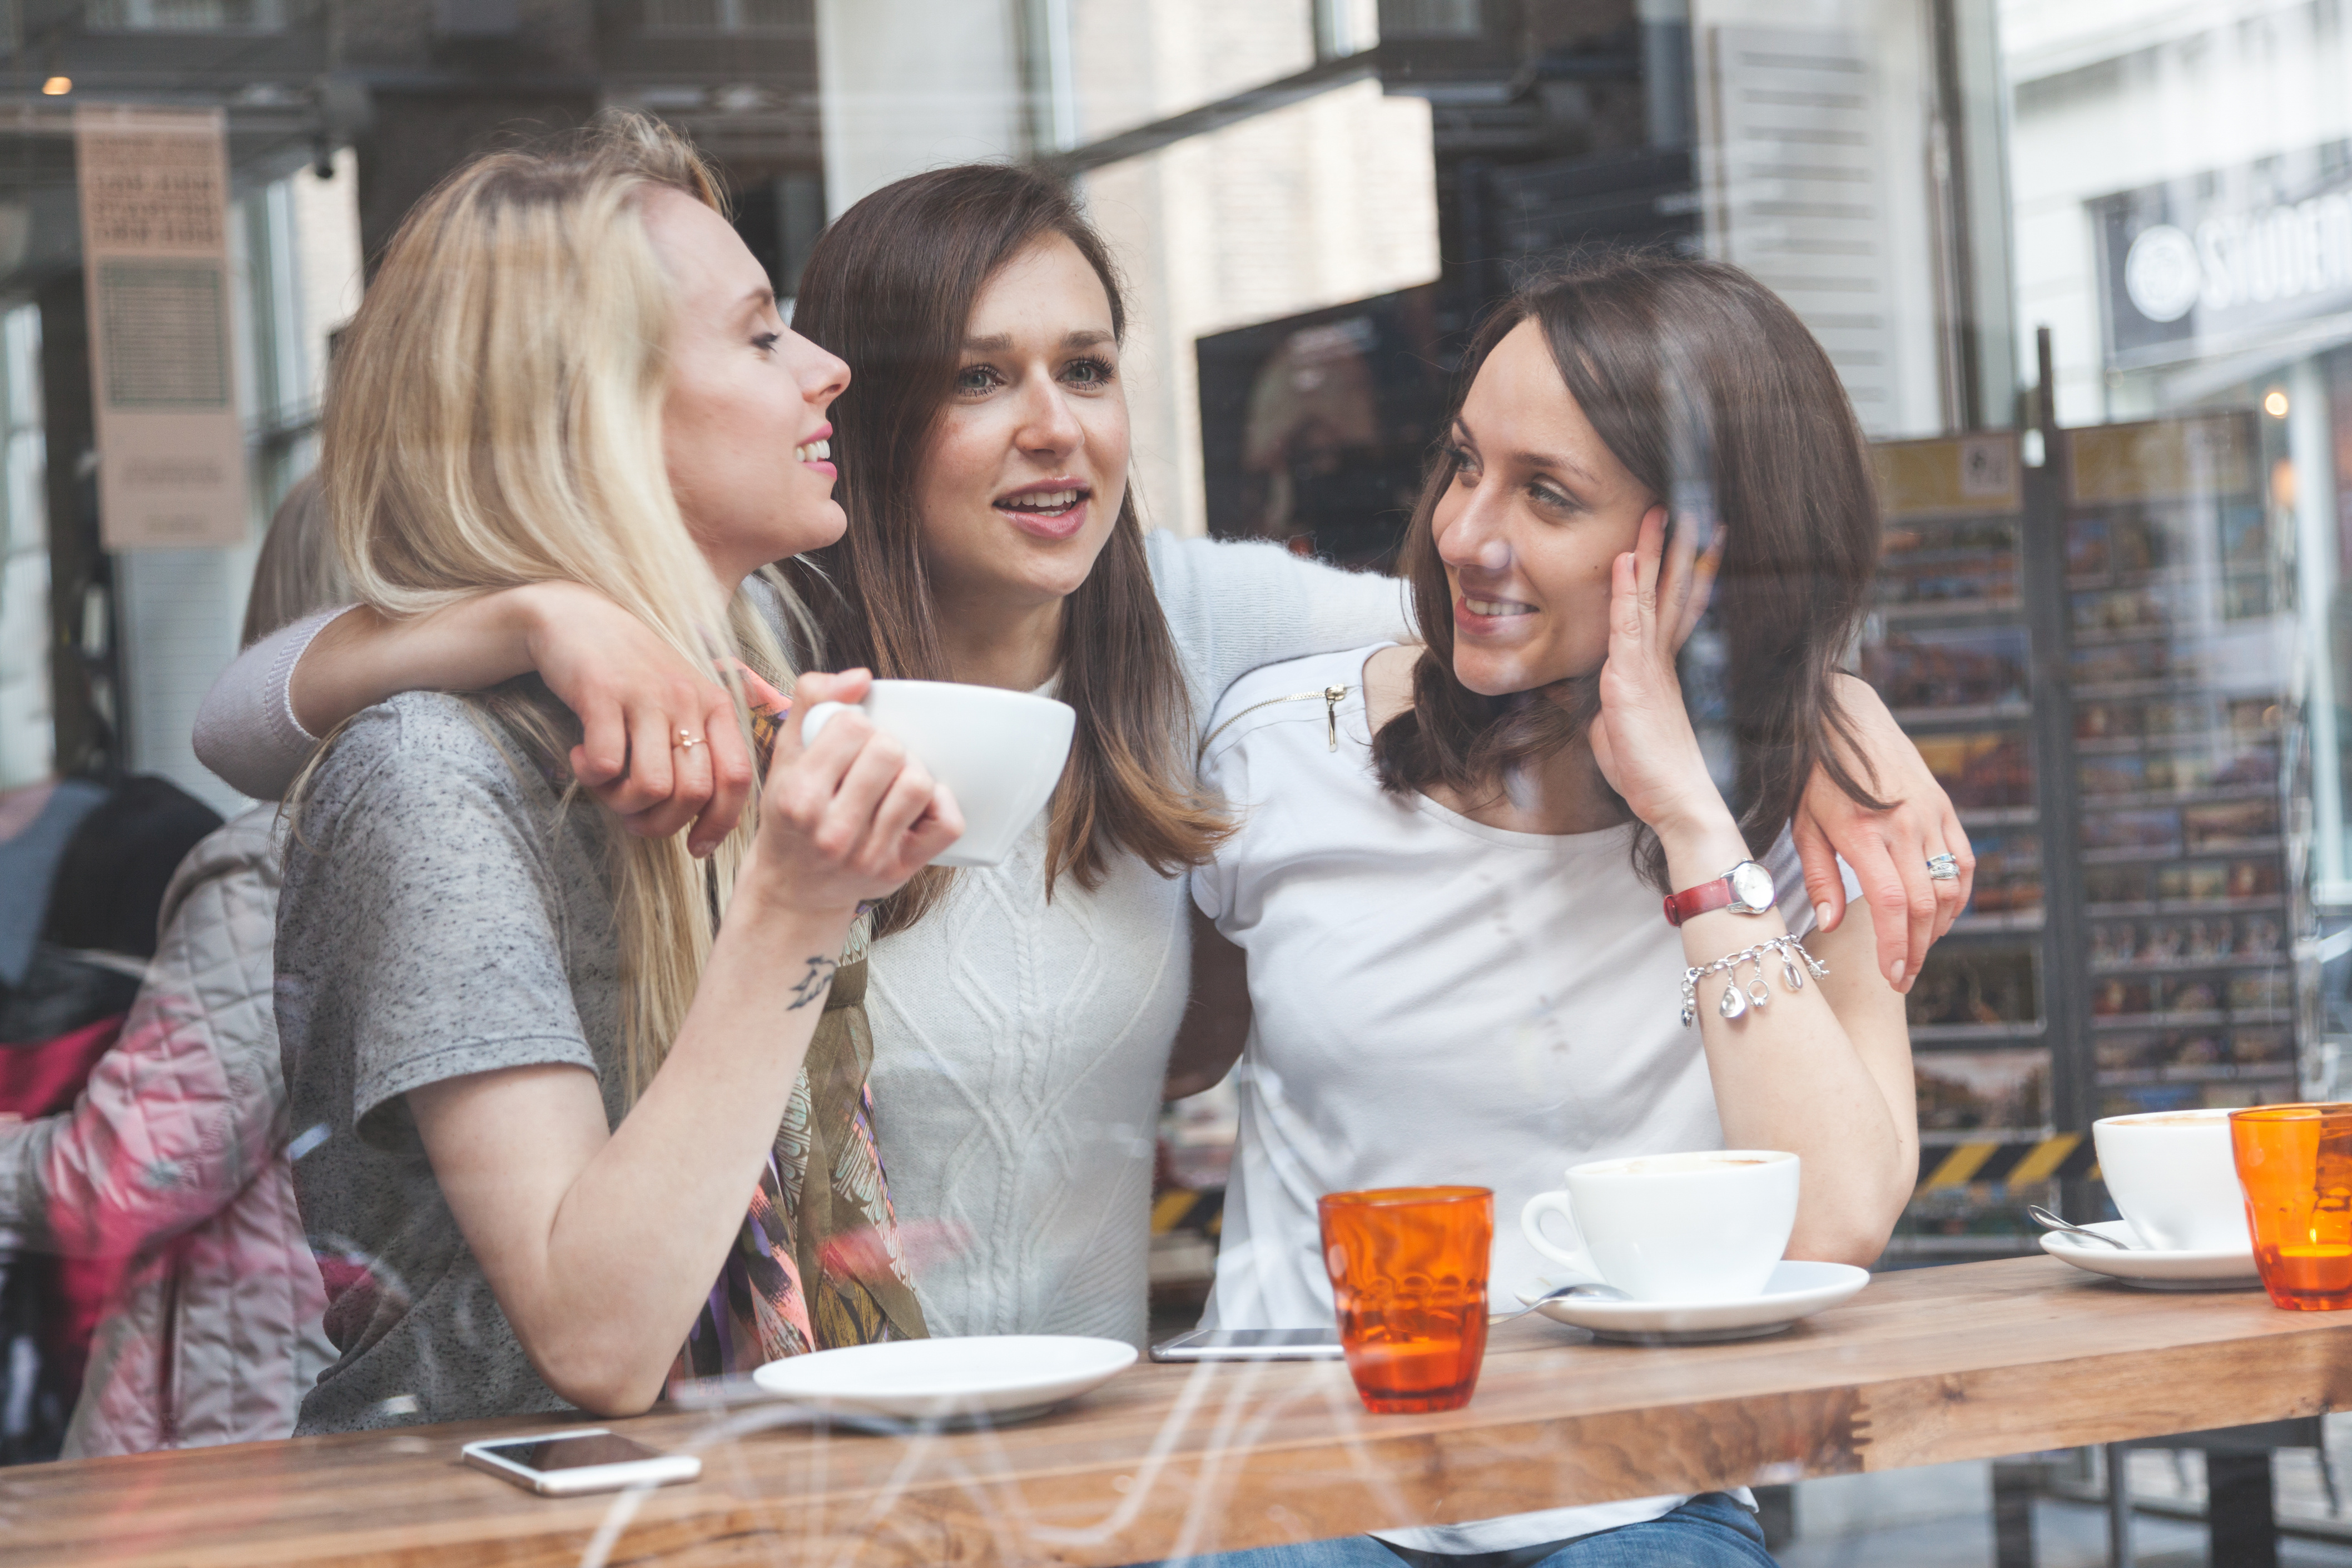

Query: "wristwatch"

xmin=1663 ymin=860 xmax=1775 ymax=926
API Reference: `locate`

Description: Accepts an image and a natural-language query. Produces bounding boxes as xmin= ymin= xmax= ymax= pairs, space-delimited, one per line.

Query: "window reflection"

xmin=1 ymin=0 xmax=2349 ymax=1560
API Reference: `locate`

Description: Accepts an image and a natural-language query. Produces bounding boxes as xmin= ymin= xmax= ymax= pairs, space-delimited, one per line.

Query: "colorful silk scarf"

xmin=669 ymin=681 xmax=929 ymax=1382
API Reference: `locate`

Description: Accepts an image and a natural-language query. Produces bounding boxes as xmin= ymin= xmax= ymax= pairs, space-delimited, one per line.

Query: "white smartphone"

xmin=460 ymin=1428 xmax=702 ymax=1496
xmin=1149 ymin=1327 xmax=1344 ymax=1362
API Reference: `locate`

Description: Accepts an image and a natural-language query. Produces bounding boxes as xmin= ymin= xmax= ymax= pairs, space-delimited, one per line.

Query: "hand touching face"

xmin=643 ymin=188 xmax=850 ymax=585
xmin=1435 ymin=319 xmax=1655 ymax=697
xmin=915 ymin=234 xmax=1129 ymax=618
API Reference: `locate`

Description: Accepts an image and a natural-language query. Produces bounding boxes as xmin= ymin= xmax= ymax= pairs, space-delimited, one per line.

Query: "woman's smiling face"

xmin=644 ymin=187 xmax=850 ymax=584
xmin=913 ymin=232 xmax=1130 ymax=617
xmin=1435 ymin=317 xmax=1656 ymax=697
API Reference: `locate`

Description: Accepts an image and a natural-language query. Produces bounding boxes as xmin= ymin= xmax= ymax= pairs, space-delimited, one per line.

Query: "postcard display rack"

xmin=1863 ymin=415 xmax=2303 ymax=1257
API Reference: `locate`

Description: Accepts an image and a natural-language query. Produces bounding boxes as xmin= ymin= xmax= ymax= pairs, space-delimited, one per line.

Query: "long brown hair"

xmin=783 ymin=165 xmax=1224 ymax=934
xmin=1372 ymin=254 xmax=1885 ymax=888
xmin=242 ymin=472 xmax=349 ymax=647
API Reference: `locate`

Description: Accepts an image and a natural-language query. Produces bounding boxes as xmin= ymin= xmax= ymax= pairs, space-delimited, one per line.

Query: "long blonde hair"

xmin=317 ymin=111 xmax=797 ymax=1099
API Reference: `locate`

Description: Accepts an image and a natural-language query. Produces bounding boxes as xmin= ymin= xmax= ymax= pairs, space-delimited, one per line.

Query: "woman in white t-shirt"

xmin=1173 ymin=255 xmax=1917 ymax=1567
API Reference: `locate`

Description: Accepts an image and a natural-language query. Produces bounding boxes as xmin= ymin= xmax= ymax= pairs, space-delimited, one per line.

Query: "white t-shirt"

xmin=1192 ymin=645 xmax=1842 ymax=1555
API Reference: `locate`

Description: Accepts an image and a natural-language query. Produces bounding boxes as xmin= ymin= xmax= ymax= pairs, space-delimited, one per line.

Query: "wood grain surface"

xmin=7 ymin=1256 xmax=2348 ymax=1567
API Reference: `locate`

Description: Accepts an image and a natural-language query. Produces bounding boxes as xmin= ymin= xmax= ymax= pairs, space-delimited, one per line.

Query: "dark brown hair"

xmin=1372 ymin=254 xmax=1885 ymax=888
xmin=782 ymin=165 xmax=1225 ymax=934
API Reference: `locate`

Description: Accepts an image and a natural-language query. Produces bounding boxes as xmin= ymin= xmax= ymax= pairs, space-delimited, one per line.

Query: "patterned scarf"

xmin=668 ymin=681 xmax=929 ymax=1382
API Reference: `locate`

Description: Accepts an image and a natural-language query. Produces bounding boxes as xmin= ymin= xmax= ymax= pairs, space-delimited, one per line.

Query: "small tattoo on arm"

xmin=785 ymin=956 xmax=839 ymax=1011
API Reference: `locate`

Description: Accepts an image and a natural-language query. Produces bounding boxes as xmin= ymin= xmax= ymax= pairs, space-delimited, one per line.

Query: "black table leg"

xmin=2204 ymin=1451 xmax=2277 ymax=1568
xmin=1991 ymin=1458 xmax=2038 ymax=1568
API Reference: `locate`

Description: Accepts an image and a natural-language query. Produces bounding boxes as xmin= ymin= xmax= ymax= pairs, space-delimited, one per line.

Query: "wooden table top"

xmin=8 ymin=1255 xmax=2349 ymax=1567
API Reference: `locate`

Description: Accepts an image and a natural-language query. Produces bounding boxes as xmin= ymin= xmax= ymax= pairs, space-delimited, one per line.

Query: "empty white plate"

xmin=750 ymin=1335 xmax=1138 ymax=1422
xmin=2039 ymin=1219 xmax=2261 ymax=1291
xmin=1514 ymin=1261 xmax=1870 ymax=1344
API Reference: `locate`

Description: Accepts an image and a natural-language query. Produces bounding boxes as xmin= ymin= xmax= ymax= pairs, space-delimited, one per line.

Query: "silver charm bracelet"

xmin=1679 ymin=935 xmax=1829 ymax=1028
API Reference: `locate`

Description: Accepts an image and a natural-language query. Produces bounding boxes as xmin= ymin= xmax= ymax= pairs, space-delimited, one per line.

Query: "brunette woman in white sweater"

xmin=195 ymin=166 xmax=1969 ymax=1350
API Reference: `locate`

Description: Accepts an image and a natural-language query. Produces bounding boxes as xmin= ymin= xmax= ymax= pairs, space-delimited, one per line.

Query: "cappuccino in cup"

xmin=2092 ymin=1108 xmax=2254 ymax=1252
xmin=1520 ymin=1149 xmax=1799 ymax=1303
xmin=801 ymin=681 xmax=1076 ymax=868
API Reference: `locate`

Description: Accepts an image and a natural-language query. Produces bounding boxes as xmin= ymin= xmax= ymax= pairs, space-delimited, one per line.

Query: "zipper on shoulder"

xmin=1197 ymin=684 xmax=1356 ymax=761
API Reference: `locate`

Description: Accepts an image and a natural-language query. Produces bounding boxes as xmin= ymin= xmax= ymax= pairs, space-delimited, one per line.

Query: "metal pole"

xmin=2106 ymin=1442 xmax=2134 ymax=1567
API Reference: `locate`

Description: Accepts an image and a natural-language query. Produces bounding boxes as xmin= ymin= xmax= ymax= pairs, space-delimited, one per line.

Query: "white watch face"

xmin=1727 ymin=860 xmax=1775 ymax=914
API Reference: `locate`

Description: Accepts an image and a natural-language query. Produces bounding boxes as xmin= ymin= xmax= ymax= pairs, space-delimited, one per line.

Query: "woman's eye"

xmin=752 ymin=332 xmax=781 ymax=354
xmin=1063 ymin=355 xmax=1115 ymax=386
xmin=1529 ymin=481 xmax=1574 ymax=510
xmin=955 ymin=364 xmax=1003 ymax=395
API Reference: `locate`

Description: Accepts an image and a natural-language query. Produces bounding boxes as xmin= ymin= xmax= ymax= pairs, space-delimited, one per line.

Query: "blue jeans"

xmin=1143 ymin=1493 xmax=1777 ymax=1568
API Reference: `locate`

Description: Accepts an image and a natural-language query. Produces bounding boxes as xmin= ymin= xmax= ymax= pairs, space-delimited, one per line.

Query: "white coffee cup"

xmin=800 ymin=680 xmax=1076 ymax=869
xmin=2091 ymin=1108 xmax=2254 ymax=1252
xmin=1520 ymin=1150 xmax=1800 ymax=1304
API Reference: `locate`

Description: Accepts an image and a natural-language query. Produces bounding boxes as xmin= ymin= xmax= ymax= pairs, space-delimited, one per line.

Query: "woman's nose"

xmin=1438 ymin=507 xmax=1512 ymax=573
xmin=1016 ymin=379 xmax=1084 ymax=456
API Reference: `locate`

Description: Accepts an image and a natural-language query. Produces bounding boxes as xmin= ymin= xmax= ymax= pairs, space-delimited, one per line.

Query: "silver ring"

xmin=1926 ymin=853 xmax=1960 ymax=882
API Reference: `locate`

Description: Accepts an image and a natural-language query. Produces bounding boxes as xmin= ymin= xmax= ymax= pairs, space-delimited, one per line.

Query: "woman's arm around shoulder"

xmin=193 ymin=583 xmax=760 ymax=854
xmin=1147 ymin=532 xmax=1409 ymax=721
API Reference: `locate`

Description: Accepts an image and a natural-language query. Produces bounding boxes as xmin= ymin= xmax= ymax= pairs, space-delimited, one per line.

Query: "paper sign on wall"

xmin=75 ymin=105 xmax=248 ymax=550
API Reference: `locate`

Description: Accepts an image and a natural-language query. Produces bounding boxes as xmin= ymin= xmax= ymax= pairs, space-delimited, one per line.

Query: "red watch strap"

xmin=1663 ymin=877 xmax=1733 ymax=927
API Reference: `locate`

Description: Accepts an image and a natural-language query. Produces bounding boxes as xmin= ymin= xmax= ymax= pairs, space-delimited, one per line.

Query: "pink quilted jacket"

xmin=0 ymin=806 xmax=333 ymax=1455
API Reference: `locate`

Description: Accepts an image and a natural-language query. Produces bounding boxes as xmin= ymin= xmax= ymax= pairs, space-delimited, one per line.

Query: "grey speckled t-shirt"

xmin=275 ymin=690 xmax=623 ymax=1435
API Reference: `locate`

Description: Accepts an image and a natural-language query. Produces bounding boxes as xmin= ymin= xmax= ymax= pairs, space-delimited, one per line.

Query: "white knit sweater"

xmin=869 ymin=535 xmax=1403 ymax=1344
xmin=190 ymin=532 xmax=1407 ymax=1347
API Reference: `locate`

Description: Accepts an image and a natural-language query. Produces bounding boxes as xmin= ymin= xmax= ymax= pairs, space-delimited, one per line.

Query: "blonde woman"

xmin=272 ymin=115 xmax=959 ymax=1433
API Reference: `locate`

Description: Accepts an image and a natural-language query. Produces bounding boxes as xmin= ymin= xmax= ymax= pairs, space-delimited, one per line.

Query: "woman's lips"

xmin=995 ymin=491 xmax=1090 ymax=542
xmin=795 ymin=433 xmax=835 ymax=482
xmin=1453 ymin=593 xmax=1534 ymax=638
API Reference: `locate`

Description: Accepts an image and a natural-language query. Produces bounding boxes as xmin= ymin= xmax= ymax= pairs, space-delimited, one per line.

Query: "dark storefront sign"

xmin=2093 ymin=140 xmax=2352 ymax=371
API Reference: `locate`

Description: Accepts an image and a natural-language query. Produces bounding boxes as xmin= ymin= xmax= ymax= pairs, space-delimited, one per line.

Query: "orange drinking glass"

xmin=2230 ymin=1103 xmax=2352 ymax=1311
xmin=1318 ymin=1185 xmax=1493 ymax=1414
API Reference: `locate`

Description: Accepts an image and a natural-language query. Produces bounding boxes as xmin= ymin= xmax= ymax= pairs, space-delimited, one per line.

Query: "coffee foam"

xmin=2105 ymin=1110 xmax=2230 ymax=1128
xmin=1608 ymin=1153 xmax=1776 ymax=1175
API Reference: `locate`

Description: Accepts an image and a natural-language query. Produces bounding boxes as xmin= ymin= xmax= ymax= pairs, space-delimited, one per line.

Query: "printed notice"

xmin=76 ymin=106 xmax=247 ymax=549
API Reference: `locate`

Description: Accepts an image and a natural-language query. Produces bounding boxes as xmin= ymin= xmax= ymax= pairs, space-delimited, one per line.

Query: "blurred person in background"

xmin=0 ymin=473 xmax=339 ymax=1458
xmin=195 ymin=165 xmax=1969 ymax=1357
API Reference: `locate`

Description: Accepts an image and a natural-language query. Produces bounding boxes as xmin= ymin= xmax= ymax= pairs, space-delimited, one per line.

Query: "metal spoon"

xmin=1534 ymin=1279 xmax=1632 ymax=1303
xmin=1497 ymin=1279 xmax=1635 ymax=1319
xmin=2027 ymin=1204 xmax=2134 ymax=1250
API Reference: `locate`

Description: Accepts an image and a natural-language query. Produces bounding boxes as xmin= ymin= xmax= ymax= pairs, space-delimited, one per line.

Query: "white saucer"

xmin=2038 ymin=1219 xmax=2261 ymax=1291
xmin=1513 ymin=1261 xmax=1870 ymax=1344
xmin=750 ymin=1335 xmax=1137 ymax=1423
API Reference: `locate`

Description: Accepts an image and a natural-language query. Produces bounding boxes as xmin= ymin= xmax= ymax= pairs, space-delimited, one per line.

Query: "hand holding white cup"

xmin=799 ymin=679 xmax=1077 ymax=869
xmin=1520 ymin=1150 xmax=1800 ymax=1303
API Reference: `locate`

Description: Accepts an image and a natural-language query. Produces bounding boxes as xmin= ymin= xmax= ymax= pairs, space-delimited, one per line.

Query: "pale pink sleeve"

xmin=0 ymin=823 xmax=288 ymax=1255
xmin=190 ymin=606 xmax=352 ymax=801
